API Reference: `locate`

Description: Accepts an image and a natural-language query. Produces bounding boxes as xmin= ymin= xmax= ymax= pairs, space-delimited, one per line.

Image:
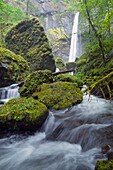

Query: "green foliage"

xmin=55 ymin=57 xmax=66 ymax=71
xmin=65 ymin=0 xmax=113 ymax=56
xmin=0 ymin=1 xmax=26 ymax=46
xmin=95 ymin=160 xmax=113 ymax=170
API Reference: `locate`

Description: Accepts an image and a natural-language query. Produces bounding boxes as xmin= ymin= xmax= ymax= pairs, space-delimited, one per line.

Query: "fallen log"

xmin=52 ymin=69 xmax=75 ymax=76
xmin=17 ymin=69 xmax=75 ymax=87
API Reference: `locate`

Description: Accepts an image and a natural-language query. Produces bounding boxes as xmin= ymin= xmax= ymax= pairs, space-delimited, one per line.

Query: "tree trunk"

xmin=84 ymin=0 xmax=105 ymax=61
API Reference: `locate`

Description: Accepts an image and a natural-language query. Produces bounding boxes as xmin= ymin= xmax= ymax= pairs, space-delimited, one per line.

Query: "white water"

xmin=0 ymin=94 xmax=113 ymax=170
xmin=69 ymin=12 xmax=79 ymax=62
xmin=0 ymin=84 xmax=20 ymax=104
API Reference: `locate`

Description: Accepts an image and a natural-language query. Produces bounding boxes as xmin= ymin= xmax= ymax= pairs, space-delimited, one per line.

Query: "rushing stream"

xmin=0 ymin=94 xmax=113 ymax=170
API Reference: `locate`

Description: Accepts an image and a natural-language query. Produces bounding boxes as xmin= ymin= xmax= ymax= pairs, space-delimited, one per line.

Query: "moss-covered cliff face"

xmin=5 ymin=17 xmax=56 ymax=72
xmin=0 ymin=47 xmax=29 ymax=87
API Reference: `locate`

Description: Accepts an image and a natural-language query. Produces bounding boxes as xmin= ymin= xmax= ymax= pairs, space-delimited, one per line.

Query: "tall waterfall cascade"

xmin=0 ymin=84 xmax=20 ymax=104
xmin=69 ymin=12 xmax=79 ymax=62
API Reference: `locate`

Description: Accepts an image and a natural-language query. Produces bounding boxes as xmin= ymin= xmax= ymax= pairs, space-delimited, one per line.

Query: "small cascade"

xmin=55 ymin=67 xmax=60 ymax=72
xmin=0 ymin=84 xmax=20 ymax=104
xmin=69 ymin=12 xmax=79 ymax=62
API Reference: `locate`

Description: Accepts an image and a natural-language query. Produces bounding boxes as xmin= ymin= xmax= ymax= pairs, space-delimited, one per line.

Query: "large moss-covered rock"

xmin=0 ymin=97 xmax=48 ymax=133
xmin=5 ymin=17 xmax=56 ymax=72
xmin=95 ymin=160 xmax=113 ymax=170
xmin=20 ymin=70 xmax=53 ymax=97
xmin=0 ymin=47 xmax=29 ymax=87
xmin=32 ymin=82 xmax=83 ymax=110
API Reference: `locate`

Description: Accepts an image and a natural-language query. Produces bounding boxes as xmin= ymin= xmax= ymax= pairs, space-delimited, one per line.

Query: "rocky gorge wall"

xmin=35 ymin=0 xmax=74 ymax=62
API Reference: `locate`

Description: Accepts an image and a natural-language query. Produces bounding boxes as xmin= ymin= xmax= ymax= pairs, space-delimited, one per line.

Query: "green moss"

xmin=54 ymin=74 xmax=83 ymax=88
xmin=0 ymin=47 xmax=29 ymax=87
xmin=20 ymin=70 xmax=53 ymax=97
xmin=55 ymin=58 xmax=66 ymax=71
xmin=76 ymin=58 xmax=87 ymax=67
xmin=66 ymin=62 xmax=76 ymax=70
xmin=5 ymin=17 xmax=56 ymax=72
xmin=90 ymin=71 xmax=113 ymax=99
xmin=32 ymin=82 xmax=83 ymax=110
xmin=0 ymin=97 xmax=48 ymax=131
xmin=47 ymin=27 xmax=66 ymax=41
xmin=95 ymin=160 xmax=113 ymax=170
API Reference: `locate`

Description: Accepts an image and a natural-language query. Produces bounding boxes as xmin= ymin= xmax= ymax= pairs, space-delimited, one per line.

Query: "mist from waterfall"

xmin=69 ymin=12 xmax=79 ymax=62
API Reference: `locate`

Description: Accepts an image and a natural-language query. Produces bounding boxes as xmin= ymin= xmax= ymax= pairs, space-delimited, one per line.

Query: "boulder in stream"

xmin=0 ymin=97 xmax=48 ymax=133
xmin=32 ymin=82 xmax=83 ymax=109
xmin=19 ymin=70 xmax=53 ymax=97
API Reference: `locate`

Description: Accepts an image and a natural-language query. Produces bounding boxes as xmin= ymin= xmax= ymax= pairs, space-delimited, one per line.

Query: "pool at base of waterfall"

xmin=0 ymin=94 xmax=113 ymax=170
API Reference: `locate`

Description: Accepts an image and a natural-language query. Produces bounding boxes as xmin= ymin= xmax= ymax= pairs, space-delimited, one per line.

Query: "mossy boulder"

xmin=20 ymin=70 xmax=53 ymax=97
xmin=0 ymin=97 xmax=48 ymax=133
xmin=0 ymin=47 xmax=29 ymax=87
xmin=54 ymin=74 xmax=83 ymax=88
xmin=32 ymin=82 xmax=83 ymax=110
xmin=95 ymin=160 xmax=113 ymax=170
xmin=66 ymin=62 xmax=76 ymax=71
xmin=55 ymin=58 xmax=66 ymax=71
xmin=5 ymin=17 xmax=56 ymax=72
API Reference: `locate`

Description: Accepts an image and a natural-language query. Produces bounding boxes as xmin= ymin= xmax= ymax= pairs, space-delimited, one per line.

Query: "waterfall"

xmin=0 ymin=84 xmax=20 ymax=104
xmin=69 ymin=12 xmax=79 ymax=62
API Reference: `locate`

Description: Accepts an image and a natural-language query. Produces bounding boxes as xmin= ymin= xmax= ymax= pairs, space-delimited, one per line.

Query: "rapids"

xmin=0 ymin=94 xmax=113 ymax=170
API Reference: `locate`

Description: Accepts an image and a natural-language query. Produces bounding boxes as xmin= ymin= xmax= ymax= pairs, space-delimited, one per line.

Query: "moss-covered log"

xmin=90 ymin=71 xmax=113 ymax=99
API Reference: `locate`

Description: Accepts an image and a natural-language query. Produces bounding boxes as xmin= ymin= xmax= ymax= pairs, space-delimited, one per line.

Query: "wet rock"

xmin=76 ymin=165 xmax=91 ymax=170
xmin=101 ymin=144 xmax=113 ymax=160
xmin=5 ymin=17 xmax=56 ymax=72
xmin=0 ymin=47 xmax=29 ymax=87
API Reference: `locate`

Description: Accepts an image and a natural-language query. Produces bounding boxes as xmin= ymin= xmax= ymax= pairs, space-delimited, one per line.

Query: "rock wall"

xmin=34 ymin=0 xmax=74 ymax=62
